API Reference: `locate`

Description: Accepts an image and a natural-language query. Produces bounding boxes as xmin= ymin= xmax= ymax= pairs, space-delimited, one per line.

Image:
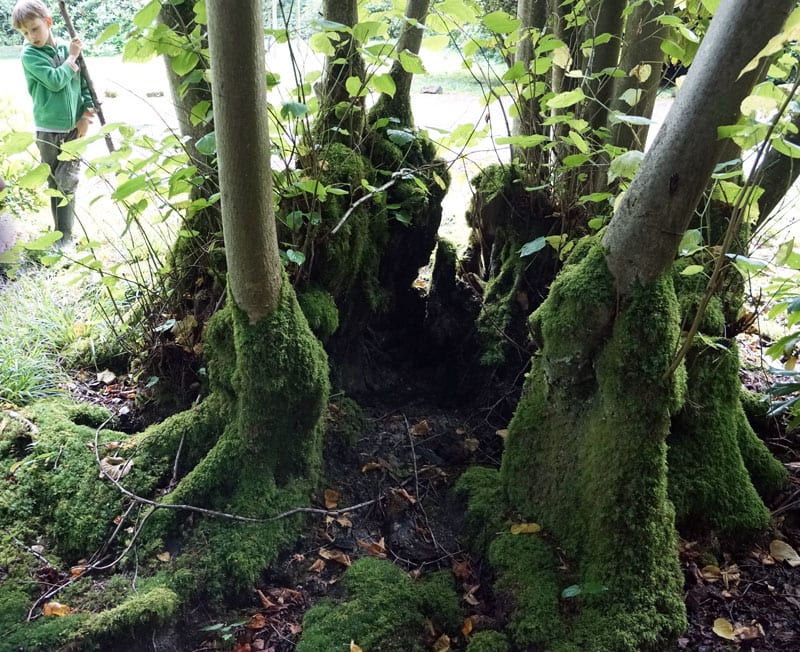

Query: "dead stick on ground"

xmin=57 ymin=1 xmax=115 ymax=153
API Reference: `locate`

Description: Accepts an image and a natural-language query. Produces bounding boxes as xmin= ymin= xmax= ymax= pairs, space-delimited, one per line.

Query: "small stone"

xmin=420 ymin=84 xmax=443 ymax=94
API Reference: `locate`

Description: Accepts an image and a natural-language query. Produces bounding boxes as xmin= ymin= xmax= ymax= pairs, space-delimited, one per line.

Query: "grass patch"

xmin=0 ymin=268 xmax=127 ymax=405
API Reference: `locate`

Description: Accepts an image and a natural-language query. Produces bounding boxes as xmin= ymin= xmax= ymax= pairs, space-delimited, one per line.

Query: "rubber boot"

xmin=55 ymin=200 xmax=75 ymax=246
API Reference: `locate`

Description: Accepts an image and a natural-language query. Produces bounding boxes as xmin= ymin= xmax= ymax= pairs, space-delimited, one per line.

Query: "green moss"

xmin=499 ymin=244 xmax=687 ymax=650
xmin=297 ymin=286 xmax=339 ymax=340
xmin=0 ymin=399 xmax=136 ymax=562
xmin=668 ymin=343 xmax=787 ymax=537
xmin=79 ymin=585 xmax=179 ymax=644
xmin=466 ymin=631 xmax=511 ymax=652
xmin=417 ymin=570 xmax=462 ymax=632
xmin=327 ymin=395 xmax=366 ymax=446
xmin=455 ymin=467 xmax=508 ymax=554
xmin=297 ymin=558 xmax=461 ymax=652
xmin=489 ymin=533 xmax=564 ymax=648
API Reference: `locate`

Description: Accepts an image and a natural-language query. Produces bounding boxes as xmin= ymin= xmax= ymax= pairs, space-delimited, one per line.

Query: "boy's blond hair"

xmin=11 ymin=0 xmax=51 ymax=29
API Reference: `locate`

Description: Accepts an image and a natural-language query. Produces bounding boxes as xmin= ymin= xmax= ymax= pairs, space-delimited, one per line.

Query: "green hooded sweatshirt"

xmin=20 ymin=39 xmax=93 ymax=132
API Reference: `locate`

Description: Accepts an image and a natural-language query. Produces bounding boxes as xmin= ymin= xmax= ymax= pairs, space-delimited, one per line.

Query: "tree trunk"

xmin=610 ymin=0 xmax=674 ymax=152
xmin=316 ymin=0 xmax=365 ymax=144
xmin=136 ymin=0 xmax=330 ymax=593
xmin=602 ymin=1 xmax=794 ymax=294
xmin=488 ymin=2 xmax=795 ymax=648
xmin=510 ymin=0 xmax=548 ymax=176
xmin=369 ymin=0 xmax=430 ymax=127
xmin=208 ymin=0 xmax=282 ymax=321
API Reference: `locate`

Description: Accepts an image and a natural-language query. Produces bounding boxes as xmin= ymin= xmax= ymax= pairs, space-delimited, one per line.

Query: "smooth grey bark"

xmin=610 ymin=0 xmax=674 ymax=151
xmin=602 ymin=0 xmax=795 ymax=294
xmin=370 ymin=0 xmax=430 ymax=126
xmin=207 ymin=0 xmax=282 ymax=321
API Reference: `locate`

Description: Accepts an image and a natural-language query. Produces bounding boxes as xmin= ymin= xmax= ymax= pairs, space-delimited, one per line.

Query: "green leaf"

xmin=346 ymin=76 xmax=366 ymax=98
xmin=607 ymin=150 xmax=644 ymax=183
xmin=17 ymin=163 xmax=50 ymax=188
xmin=610 ymin=112 xmax=653 ymax=126
xmin=562 ymin=153 xmax=590 ymax=167
xmin=370 ymin=73 xmax=396 ymax=98
xmin=112 ymin=175 xmax=148 ymax=200
xmin=194 ymin=0 xmax=207 ymax=24
xmin=353 ymin=21 xmax=385 ymax=43
xmin=399 ymin=51 xmax=426 ymax=74
xmin=423 ymin=35 xmax=450 ymax=51
xmin=387 ymin=129 xmax=415 ymax=146
xmin=310 ymin=32 xmax=335 ymax=56
xmin=496 ymin=134 xmax=549 ymax=148
xmin=196 ymin=132 xmax=217 ymax=156
xmin=519 ymin=237 xmax=547 ymax=257
xmin=661 ymin=40 xmax=685 ymax=61
xmin=286 ymin=249 xmax=306 ymax=265
xmin=726 ymin=253 xmax=769 ymax=273
xmin=483 ymin=10 xmax=520 ymax=34
xmin=547 ymin=88 xmax=585 ymax=109
xmin=772 ymin=137 xmax=800 ymax=159
xmin=679 ymin=229 xmax=703 ymax=255
xmin=23 ymin=231 xmax=62 ymax=250
xmin=438 ymin=0 xmax=478 ymax=24
xmin=618 ymin=88 xmax=643 ymax=107
xmin=172 ymin=50 xmax=200 ymax=76
xmin=561 ymin=585 xmax=582 ymax=599
xmin=281 ymin=102 xmax=309 ymax=119
xmin=94 ymin=23 xmax=120 ymax=47
xmin=189 ymin=101 xmax=211 ymax=127
xmin=680 ymin=264 xmax=705 ymax=276
xmin=284 ymin=211 xmax=305 ymax=231
xmin=2 ymin=131 xmax=35 ymax=154
xmin=133 ymin=0 xmax=162 ymax=29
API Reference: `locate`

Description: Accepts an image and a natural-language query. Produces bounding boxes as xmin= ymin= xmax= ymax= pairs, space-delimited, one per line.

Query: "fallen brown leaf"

xmin=433 ymin=633 xmax=451 ymax=652
xmin=461 ymin=615 xmax=474 ymax=637
xmin=246 ymin=613 xmax=266 ymax=630
xmin=156 ymin=551 xmax=171 ymax=563
xmin=357 ymin=537 xmax=387 ymax=558
xmin=324 ymin=488 xmax=341 ymax=510
xmin=700 ymin=565 xmax=721 ymax=582
xmin=393 ymin=487 xmax=417 ymax=504
xmin=43 ymin=601 xmax=72 ymax=617
xmin=410 ymin=419 xmax=430 ymax=437
xmin=309 ymin=558 xmax=325 ymax=573
xmin=712 ymin=617 xmax=735 ymax=641
xmin=770 ymin=539 xmax=800 ymax=567
xmin=70 ymin=565 xmax=87 ymax=578
xmin=336 ymin=515 xmax=353 ymax=527
xmin=257 ymin=589 xmax=278 ymax=610
xmin=350 ymin=641 xmax=362 ymax=652
xmin=510 ymin=522 xmax=542 ymax=535
xmin=496 ymin=428 xmax=508 ymax=440
xmin=319 ymin=548 xmax=351 ymax=566
xmin=99 ymin=456 xmax=133 ymax=482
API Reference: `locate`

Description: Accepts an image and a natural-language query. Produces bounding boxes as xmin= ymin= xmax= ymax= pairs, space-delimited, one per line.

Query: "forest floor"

xmin=65 ymin=324 xmax=800 ymax=652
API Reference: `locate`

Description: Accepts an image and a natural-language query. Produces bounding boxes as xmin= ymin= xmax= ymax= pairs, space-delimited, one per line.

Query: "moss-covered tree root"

xmin=498 ymin=241 xmax=687 ymax=650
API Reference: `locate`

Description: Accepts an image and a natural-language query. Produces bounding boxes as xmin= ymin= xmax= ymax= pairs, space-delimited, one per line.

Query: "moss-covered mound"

xmin=462 ymin=163 xmax=564 ymax=367
xmin=0 ymin=279 xmax=329 ymax=647
xmin=296 ymin=557 xmax=461 ymax=652
xmin=484 ymin=240 xmax=688 ymax=650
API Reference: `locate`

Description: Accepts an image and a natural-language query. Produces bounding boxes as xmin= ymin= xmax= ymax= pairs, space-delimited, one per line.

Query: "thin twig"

xmin=330 ymin=168 xmax=413 ymax=235
xmin=1 ymin=528 xmax=52 ymax=566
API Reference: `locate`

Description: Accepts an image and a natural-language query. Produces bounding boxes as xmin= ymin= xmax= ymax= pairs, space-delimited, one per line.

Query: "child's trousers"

xmin=36 ymin=130 xmax=80 ymax=245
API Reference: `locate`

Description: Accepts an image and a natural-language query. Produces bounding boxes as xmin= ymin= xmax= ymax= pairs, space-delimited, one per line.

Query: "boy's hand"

xmin=76 ymin=109 xmax=94 ymax=138
xmin=68 ymin=37 xmax=83 ymax=59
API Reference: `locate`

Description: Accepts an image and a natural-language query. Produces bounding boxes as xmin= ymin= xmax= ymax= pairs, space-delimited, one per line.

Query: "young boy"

xmin=11 ymin=0 xmax=94 ymax=247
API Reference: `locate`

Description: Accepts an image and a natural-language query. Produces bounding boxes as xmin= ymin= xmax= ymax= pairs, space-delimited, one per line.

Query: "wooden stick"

xmin=57 ymin=0 xmax=115 ymax=152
